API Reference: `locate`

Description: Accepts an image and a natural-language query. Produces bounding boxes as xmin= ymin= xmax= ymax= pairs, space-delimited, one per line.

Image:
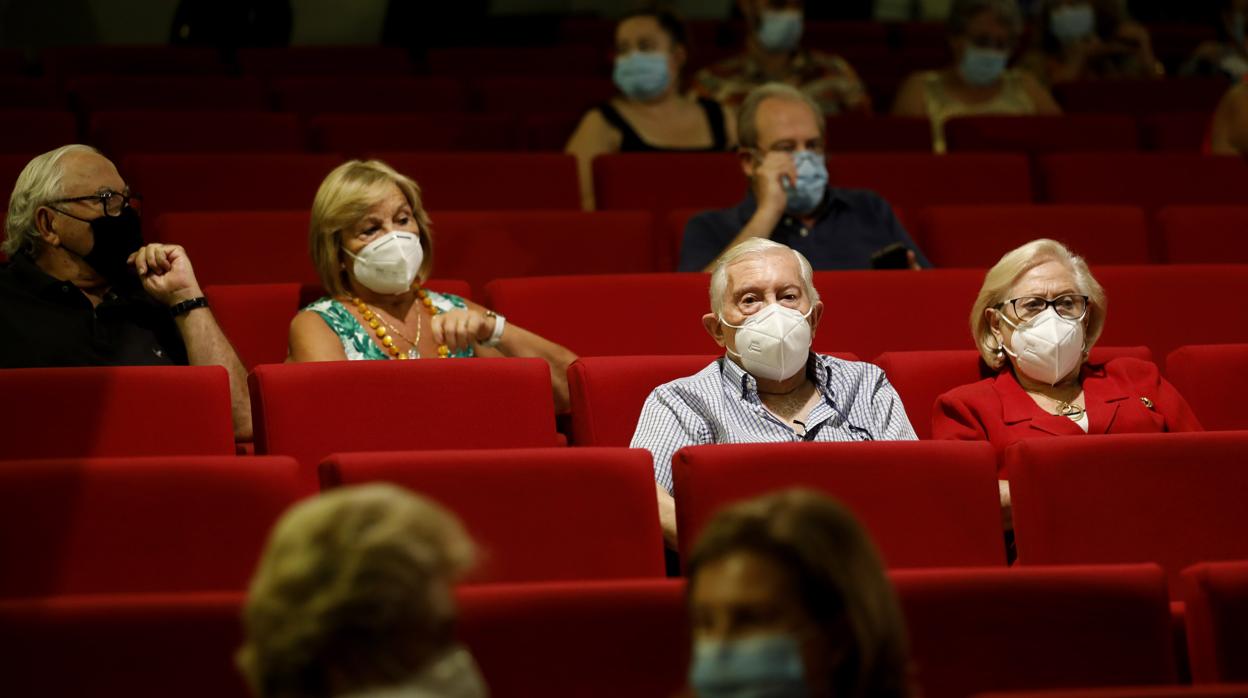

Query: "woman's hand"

xmin=431 ymin=309 xmax=497 ymax=353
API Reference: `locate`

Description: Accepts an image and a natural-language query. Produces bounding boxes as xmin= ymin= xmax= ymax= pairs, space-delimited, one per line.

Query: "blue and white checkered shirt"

xmin=631 ymin=353 xmax=918 ymax=494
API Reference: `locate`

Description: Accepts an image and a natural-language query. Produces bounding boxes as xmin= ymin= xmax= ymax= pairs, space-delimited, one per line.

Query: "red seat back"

xmin=249 ymin=359 xmax=559 ymax=473
xmin=0 ymin=110 xmax=76 ymax=154
xmin=829 ymin=153 xmax=1033 ymax=210
xmin=977 ymin=687 xmax=1248 ymax=698
xmin=917 ymin=205 xmax=1151 ymax=267
xmin=672 ymin=441 xmax=1005 ymax=567
xmin=309 ymin=113 xmax=519 ymax=155
xmin=1165 ymin=344 xmax=1248 ymax=431
xmin=67 ymin=76 xmax=267 ymax=112
xmin=593 ymin=152 xmax=746 ymax=217
xmin=474 ymin=76 xmax=617 ymax=114
xmin=1156 ymin=206 xmax=1248 ymax=264
xmin=0 ymin=366 xmax=235 ymax=459
xmin=89 ymin=111 xmax=305 ymax=157
xmin=45 ymin=46 xmax=226 ymax=77
xmin=824 ymin=116 xmax=933 ymax=152
xmin=1140 ymin=112 xmax=1212 ymax=151
xmin=154 ymin=210 xmax=317 ymax=282
xmin=456 ymin=579 xmax=689 ymax=698
xmin=1040 ymin=154 xmax=1248 ymax=211
xmin=945 ymin=115 xmax=1139 ymax=154
xmin=1183 ymin=561 xmax=1248 ymax=683
xmin=0 ymin=455 xmax=306 ymax=596
xmin=897 ymin=564 xmax=1177 ymax=698
xmin=1009 ymin=432 xmax=1248 ymax=596
xmin=426 ymin=46 xmax=608 ymax=77
xmin=270 ymin=76 xmax=468 ymax=114
xmin=369 ymin=152 xmax=580 ymax=210
xmin=236 ymin=46 xmax=413 ymax=76
xmin=1094 ymin=265 xmax=1248 ymax=358
xmin=1054 ymin=79 xmax=1228 ymax=114
xmin=204 ymin=283 xmax=302 ymax=371
xmin=321 ymin=448 xmax=665 ymax=582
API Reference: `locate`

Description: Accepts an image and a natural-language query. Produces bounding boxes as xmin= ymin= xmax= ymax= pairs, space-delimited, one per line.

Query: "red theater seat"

xmin=0 ymin=593 xmax=250 ymax=698
xmin=0 ymin=110 xmax=77 ymax=153
xmin=0 ymin=77 xmax=62 ymax=109
xmin=672 ymin=441 xmax=1004 ymax=567
xmin=0 ymin=366 xmax=235 ymax=459
xmin=824 ymin=116 xmax=933 ymax=152
xmin=1183 ymin=561 xmax=1248 ymax=683
xmin=1165 ymin=344 xmax=1248 ymax=431
xmin=456 ymin=579 xmax=688 ymax=698
xmin=1094 ymin=266 xmax=1248 ymax=359
xmin=321 ymin=448 xmax=665 ymax=582
xmin=1140 ymin=112 xmax=1213 ymax=151
xmin=877 ymin=346 xmax=1153 ymax=440
xmin=123 ymin=153 xmax=342 ymax=225
xmin=250 ymin=359 xmax=560 ymax=473
xmin=154 ymin=211 xmax=317 ymax=284
xmin=368 ymin=152 xmax=580 ymax=210
xmin=897 ymin=564 xmax=1177 ymax=698
xmin=523 ymin=112 xmax=583 ymax=151
xmin=67 ymin=76 xmax=268 ymax=112
xmin=426 ymin=45 xmax=608 ymax=77
xmin=1156 ymin=206 xmax=1248 ymax=264
xmin=1054 ymin=79 xmax=1228 ymax=114
xmin=944 ymin=115 xmax=1139 ymax=154
xmin=485 ymin=273 xmax=717 ymax=356
xmin=0 ymin=455 xmax=306 ymax=597
xmin=45 ymin=45 xmax=226 ymax=77
xmin=1040 ymin=153 xmax=1248 ymax=211
xmin=1009 ymin=432 xmax=1248 ymax=595
xmin=829 ymin=153 xmax=1033 ymax=210
xmin=977 ymin=687 xmax=1248 ymax=698
xmin=204 ymin=283 xmax=301 ymax=371
xmin=89 ymin=111 xmax=304 ymax=157
xmin=474 ymin=76 xmax=617 ymax=114
xmin=592 ymin=152 xmax=746 ymax=217
xmin=309 ymin=113 xmax=519 ymax=155
xmin=270 ymin=76 xmax=469 ymax=114
xmin=917 ymin=205 xmax=1151 ymax=267
xmin=236 ymin=46 xmax=413 ymax=75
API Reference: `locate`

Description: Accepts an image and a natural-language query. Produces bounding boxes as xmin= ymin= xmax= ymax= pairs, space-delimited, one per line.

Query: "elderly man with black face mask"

xmin=0 ymin=144 xmax=252 ymax=438
xmin=632 ymin=238 xmax=917 ymax=546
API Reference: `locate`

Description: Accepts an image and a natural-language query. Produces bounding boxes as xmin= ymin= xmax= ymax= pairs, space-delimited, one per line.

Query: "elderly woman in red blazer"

xmin=933 ymin=238 xmax=1202 ymax=448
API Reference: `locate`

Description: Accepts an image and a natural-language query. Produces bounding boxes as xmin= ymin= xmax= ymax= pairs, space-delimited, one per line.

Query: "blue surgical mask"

xmin=1050 ymin=4 xmax=1095 ymax=45
xmin=781 ymin=150 xmax=828 ymax=215
xmin=689 ymin=634 xmax=809 ymax=698
xmin=959 ymin=46 xmax=1009 ymax=86
xmin=757 ymin=9 xmax=804 ymax=53
xmin=613 ymin=51 xmax=671 ymax=101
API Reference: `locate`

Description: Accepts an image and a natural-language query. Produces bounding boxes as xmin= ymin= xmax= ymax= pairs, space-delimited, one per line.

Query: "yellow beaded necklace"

xmin=350 ymin=288 xmax=450 ymax=360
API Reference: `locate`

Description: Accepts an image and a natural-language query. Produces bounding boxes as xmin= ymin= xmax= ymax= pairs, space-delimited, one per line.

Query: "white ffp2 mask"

xmin=721 ymin=303 xmax=814 ymax=382
xmin=1001 ymin=307 xmax=1085 ymax=385
xmin=345 ymin=230 xmax=423 ymax=295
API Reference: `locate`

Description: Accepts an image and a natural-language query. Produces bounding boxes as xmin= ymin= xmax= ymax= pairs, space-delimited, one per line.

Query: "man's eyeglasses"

xmin=49 ymin=190 xmax=141 ymax=218
xmin=997 ymin=294 xmax=1090 ymax=322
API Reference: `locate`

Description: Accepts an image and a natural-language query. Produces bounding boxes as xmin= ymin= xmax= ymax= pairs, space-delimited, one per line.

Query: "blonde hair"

xmin=709 ymin=238 xmax=821 ymax=315
xmin=309 ymin=160 xmax=435 ymax=297
xmin=237 ymin=483 xmax=475 ymax=698
xmin=971 ymin=238 xmax=1108 ymax=368
xmin=4 ymin=144 xmax=101 ymax=257
xmin=737 ymin=82 xmax=826 ymax=151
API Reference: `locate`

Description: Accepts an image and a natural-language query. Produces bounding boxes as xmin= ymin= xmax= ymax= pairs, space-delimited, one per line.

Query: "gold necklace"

xmin=1027 ymin=390 xmax=1086 ymax=421
xmin=350 ymin=288 xmax=450 ymax=360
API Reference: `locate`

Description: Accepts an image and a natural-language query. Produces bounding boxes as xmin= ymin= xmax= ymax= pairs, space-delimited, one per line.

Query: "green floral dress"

xmin=304 ymin=291 xmax=475 ymax=360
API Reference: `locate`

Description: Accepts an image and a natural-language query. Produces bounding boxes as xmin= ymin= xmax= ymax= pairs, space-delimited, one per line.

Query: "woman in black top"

xmin=566 ymin=7 xmax=736 ymax=210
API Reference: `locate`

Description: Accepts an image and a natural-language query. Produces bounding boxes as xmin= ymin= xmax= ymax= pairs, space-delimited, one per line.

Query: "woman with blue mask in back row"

xmin=893 ymin=0 xmax=1060 ymax=154
xmin=566 ymin=7 xmax=736 ymax=211
xmin=1020 ymin=0 xmax=1163 ymax=85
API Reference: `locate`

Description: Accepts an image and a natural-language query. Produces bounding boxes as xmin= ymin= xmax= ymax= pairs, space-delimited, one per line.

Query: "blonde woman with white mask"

xmin=287 ymin=159 xmax=577 ymax=410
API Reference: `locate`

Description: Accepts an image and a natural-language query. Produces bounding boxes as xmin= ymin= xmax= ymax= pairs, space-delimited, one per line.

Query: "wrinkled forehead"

xmin=1008 ymin=259 xmax=1080 ymax=298
xmin=725 ymin=249 xmax=802 ymax=292
xmin=59 ymin=151 xmax=125 ymax=196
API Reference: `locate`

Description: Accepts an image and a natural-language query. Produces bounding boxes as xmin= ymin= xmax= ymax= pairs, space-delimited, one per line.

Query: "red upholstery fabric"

xmin=593 ymin=152 xmax=746 ymax=217
xmin=897 ymin=564 xmax=1177 ymax=698
xmin=1140 ymin=112 xmax=1213 ymax=151
xmin=153 ymin=210 xmax=317 ymax=282
xmin=0 ymin=110 xmax=76 ymax=154
xmin=271 ymin=76 xmax=468 ymax=114
xmin=426 ymin=45 xmax=608 ymax=77
xmin=828 ymin=153 xmax=1033 ymax=210
xmin=321 ymin=448 xmax=665 ymax=582
xmin=1008 ymin=432 xmax=1248 ymax=596
xmin=236 ymin=46 xmax=413 ymax=75
xmin=1165 ymin=344 xmax=1248 ymax=431
xmin=917 ymin=205 xmax=1151 ymax=267
xmin=673 ymin=441 xmax=1004 ymax=567
xmin=474 ymin=76 xmax=617 ymax=114
xmin=1093 ymin=266 xmax=1248 ymax=359
xmin=67 ymin=76 xmax=267 ymax=112
xmin=0 ymin=366 xmax=235 ymax=459
xmin=89 ymin=111 xmax=305 ymax=156
xmin=944 ymin=115 xmax=1139 ymax=154
xmin=123 ymin=154 xmax=343 ymax=226
xmin=1040 ymin=154 xmax=1248 ymax=210
xmin=523 ymin=112 xmax=582 ymax=150
xmin=368 ymin=152 xmax=580 ymax=210
xmin=1156 ymin=206 xmax=1248 ymax=264
xmin=485 ymin=273 xmax=719 ymax=356
xmin=250 ymin=359 xmax=559 ymax=473
xmin=876 ymin=346 xmax=1152 ymax=440
xmin=1054 ymin=79 xmax=1229 ymax=114
xmin=204 ymin=283 xmax=301 ymax=371
xmin=309 ymin=113 xmax=519 ymax=155
xmin=0 ymin=77 xmax=61 ymax=109
xmin=431 ymin=210 xmax=658 ymax=291
xmin=1183 ymin=561 xmax=1248 ymax=683
xmin=456 ymin=579 xmax=689 ymax=698
xmin=44 ymin=46 xmax=226 ymax=77
xmin=824 ymin=116 xmax=933 ymax=152
xmin=0 ymin=592 xmax=250 ymax=698
xmin=0 ymin=456 xmax=307 ymax=596
xmin=977 ymin=687 xmax=1248 ymax=698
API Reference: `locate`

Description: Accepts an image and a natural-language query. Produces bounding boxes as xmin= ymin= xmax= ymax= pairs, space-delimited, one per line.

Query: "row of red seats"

xmin=8 ymin=564 xmax=1236 ymax=698
xmin=0 ymin=108 xmax=1220 ymax=157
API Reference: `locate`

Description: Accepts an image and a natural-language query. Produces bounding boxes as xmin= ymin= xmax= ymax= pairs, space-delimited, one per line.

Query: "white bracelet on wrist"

xmin=481 ymin=311 xmax=505 ymax=348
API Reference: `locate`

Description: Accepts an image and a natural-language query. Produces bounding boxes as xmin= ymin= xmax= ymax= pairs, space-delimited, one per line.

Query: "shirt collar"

xmin=719 ymin=352 xmax=832 ymax=401
xmin=7 ymin=252 xmax=71 ymax=297
xmin=994 ymin=363 xmax=1128 ymax=434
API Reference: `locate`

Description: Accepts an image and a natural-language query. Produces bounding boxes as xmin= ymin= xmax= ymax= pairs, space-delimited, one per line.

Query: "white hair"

xmin=4 ymin=144 xmax=101 ymax=257
xmin=708 ymin=238 xmax=821 ymax=315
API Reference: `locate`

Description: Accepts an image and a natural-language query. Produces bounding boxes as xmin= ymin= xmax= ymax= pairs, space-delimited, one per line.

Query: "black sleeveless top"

xmin=596 ymin=97 xmax=730 ymax=152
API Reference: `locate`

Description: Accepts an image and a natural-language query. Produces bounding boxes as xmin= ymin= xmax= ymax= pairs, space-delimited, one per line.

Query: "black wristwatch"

xmin=169 ymin=296 xmax=210 ymax=317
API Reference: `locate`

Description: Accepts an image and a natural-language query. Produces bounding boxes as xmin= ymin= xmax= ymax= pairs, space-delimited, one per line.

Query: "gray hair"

xmin=709 ymin=238 xmax=821 ymax=316
xmin=737 ymin=82 xmax=826 ymax=150
xmin=948 ymin=0 xmax=1024 ymax=38
xmin=4 ymin=144 xmax=101 ymax=257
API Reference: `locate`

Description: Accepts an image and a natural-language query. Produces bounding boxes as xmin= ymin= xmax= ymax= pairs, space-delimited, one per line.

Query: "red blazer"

xmin=932 ymin=357 xmax=1203 ymax=468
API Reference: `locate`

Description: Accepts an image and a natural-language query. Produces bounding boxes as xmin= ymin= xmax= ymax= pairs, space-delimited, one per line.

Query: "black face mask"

xmin=63 ymin=207 xmax=145 ymax=284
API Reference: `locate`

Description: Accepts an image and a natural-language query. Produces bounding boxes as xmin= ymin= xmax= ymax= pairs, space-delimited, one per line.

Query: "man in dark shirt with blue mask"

xmin=679 ymin=82 xmax=930 ymax=273
xmin=0 ymin=144 xmax=253 ymax=438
